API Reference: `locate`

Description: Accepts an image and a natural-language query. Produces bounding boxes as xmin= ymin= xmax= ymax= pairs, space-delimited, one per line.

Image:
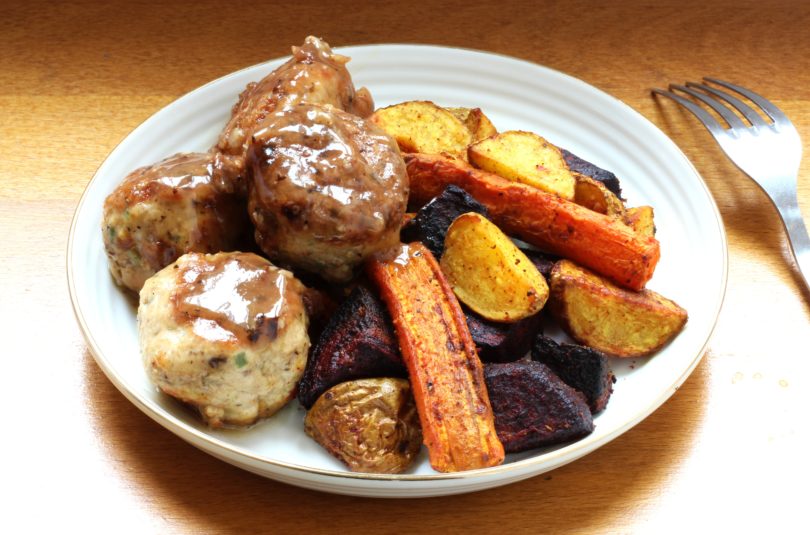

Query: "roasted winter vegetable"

xmin=468 ymin=130 xmax=577 ymax=200
xmin=400 ymin=184 xmax=489 ymax=259
xmin=405 ymin=153 xmax=661 ymax=291
xmin=560 ymin=147 xmax=623 ymax=198
xmin=624 ymin=205 xmax=656 ymax=237
xmin=532 ymin=334 xmax=615 ymax=414
xmin=440 ymin=212 xmax=549 ymax=322
xmin=484 ymin=361 xmax=594 ymax=453
xmin=304 ymin=378 xmax=422 ymax=474
xmin=573 ymin=172 xmax=626 ymax=218
xmin=465 ymin=309 xmax=543 ymax=363
xmin=446 ymin=107 xmax=499 ymax=142
xmin=297 ymin=285 xmax=406 ymax=408
xmin=370 ymin=100 xmax=472 ymax=158
xmin=367 ymin=242 xmax=505 ymax=472
xmin=549 ymin=259 xmax=688 ymax=357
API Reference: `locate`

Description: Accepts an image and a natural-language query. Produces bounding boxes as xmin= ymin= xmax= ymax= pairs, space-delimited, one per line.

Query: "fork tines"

xmin=652 ymin=77 xmax=790 ymax=135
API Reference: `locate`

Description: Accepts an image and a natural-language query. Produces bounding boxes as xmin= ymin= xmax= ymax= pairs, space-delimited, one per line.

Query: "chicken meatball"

xmin=138 ymin=252 xmax=310 ymax=428
xmin=247 ymin=104 xmax=409 ymax=282
xmin=217 ymin=36 xmax=373 ymax=168
xmin=102 ymin=152 xmax=247 ymax=293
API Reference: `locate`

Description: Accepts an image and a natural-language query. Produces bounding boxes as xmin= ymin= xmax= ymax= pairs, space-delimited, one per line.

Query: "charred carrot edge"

xmin=405 ymin=153 xmax=660 ymax=291
xmin=367 ymin=243 xmax=505 ymax=472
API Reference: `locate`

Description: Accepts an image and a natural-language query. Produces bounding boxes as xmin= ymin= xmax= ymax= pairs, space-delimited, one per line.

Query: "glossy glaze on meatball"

xmin=102 ymin=152 xmax=247 ymax=293
xmin=138 ymin=252 xmax=310 ymax=428
xmin=217 ymin=36 xmax=374 ymax=168
xmin=247 ymin=104 xmax=409 ymax=282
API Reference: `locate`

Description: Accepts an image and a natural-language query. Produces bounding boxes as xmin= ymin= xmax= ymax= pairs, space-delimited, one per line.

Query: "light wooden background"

xmin=2 ymin=0 xmax=808 ymax=532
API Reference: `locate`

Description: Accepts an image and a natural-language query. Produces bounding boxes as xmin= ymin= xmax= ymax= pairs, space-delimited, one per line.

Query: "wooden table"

xmin=4 ymin=1 xmax=808 ymax=532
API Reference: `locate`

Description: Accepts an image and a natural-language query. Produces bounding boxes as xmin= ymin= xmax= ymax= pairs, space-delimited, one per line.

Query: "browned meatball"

xmin=247 ymin=104 xmax=408 ymax=283
xmin=216 ymin=36 xmax=373 ymax=169
xmin=102 ymin=152 xmax=247 ymax=293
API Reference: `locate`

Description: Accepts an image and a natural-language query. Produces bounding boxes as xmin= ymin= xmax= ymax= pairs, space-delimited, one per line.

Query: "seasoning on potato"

xmin=440 ymin=212 xmax=549 ymax=322
xmin=304 ymin=378 xmax=422 ymax=474
xmin=369 ymin=100 xmax=472 ymax=158
xmin=549 ymin=259 xmax=688 ymax=357
xmin=467 ymin=130 xmax=577 ymax=200
xmin=573 ymin=172 xmax=626 ymax=218
xmin=446 ymin=107 xmax=498 ymax=142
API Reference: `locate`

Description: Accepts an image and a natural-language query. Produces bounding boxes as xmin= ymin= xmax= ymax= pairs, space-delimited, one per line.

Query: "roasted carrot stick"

xmin=367 ymin=243 xmax=505 ymax=472
xmin=405 ymin=153 xmax=660 ymax=291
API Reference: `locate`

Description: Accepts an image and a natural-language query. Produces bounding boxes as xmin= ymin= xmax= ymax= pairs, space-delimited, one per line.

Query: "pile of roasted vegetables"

xmin=300 ymin=100 xmax=688 ymax=474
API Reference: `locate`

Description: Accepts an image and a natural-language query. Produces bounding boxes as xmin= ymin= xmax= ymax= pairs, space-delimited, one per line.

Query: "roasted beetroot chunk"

xmin=465 ymin=309 xmax=543 ymax=363
xmin=560 ymin=148 xmax=623 ymax=198
xmin=297 ymin=285 xmax=405 ymax=408
xmin=531 ymin=334 xmax=615 ymax=414
xmin=484 ymin=361 xmax=594 ymax=453
xmin=401 ymin=184 xmax=489 ymax=259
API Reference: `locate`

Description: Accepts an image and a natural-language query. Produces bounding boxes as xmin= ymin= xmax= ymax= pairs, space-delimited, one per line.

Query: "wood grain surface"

xmin=3 ymin=0 xmax=808 ymax=532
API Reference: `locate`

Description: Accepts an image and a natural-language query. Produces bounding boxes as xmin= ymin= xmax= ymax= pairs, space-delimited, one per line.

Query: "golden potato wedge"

xmin=549 ymin=259 xmax=687 ymax=357
xmin=624 ymin=205 xmax=656 ymax=237
xmin=468 ymin=130 xmax=576 ymax=200
xmin=440 ymin=212 xmax=549 ymax=322
xmin=370 ymin=101 xmax=472 ymax=158
xmin=573 ymin=172 xmax=626 ymax=218
xmin=446 ymin=107 xmax=498 ymax=142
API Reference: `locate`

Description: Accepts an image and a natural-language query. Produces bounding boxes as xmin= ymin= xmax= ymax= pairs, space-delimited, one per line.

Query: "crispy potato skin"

xmin=624 ymin=205 xmax=656 ymax=237
xmin=304 ymin=378 xmax=422 ymax=474
xmin=405 ymin=153 xmax=660 ymax=291
xmin=367 ymin=242 xmax=505 ymax=472
xmin=447 ymin=107 xmax=498 ymax=142
xmin=468 ymin=131 xmax=576 ymax=200
xmin=440 ymin=212 xmax=549 ymax=322
xmin=549 ymin=260 xmax=688 ymax=357
xmin=573 ymin=172 xmax=626 ymax=218
xmin=370 ymin=101 xmax=472 ymax=158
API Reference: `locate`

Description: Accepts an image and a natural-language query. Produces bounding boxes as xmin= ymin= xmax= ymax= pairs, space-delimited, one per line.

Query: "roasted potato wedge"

xmin=549 ymin=260 xmax=688 ymax=357
xmin=304 ymin=378 xmax=422 ymax=474
xmin=624 ymin=205 xmax=656 ymax=237
xmin=370 ymin=101 xmax=472 ymax=158
xmin=446 ymin=107 xmax=498 ymax=142
xmin=573 ymin=172 xmax=626 ymax=218
xmin=468 ymin=130 xmax=576 ymax=200
xmin=440 ymin=212 xmax=549 ymax=322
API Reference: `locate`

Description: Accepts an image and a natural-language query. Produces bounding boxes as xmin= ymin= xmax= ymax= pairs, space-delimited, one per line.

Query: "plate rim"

xmin=66 ymin=42 xmax=728 ymax=487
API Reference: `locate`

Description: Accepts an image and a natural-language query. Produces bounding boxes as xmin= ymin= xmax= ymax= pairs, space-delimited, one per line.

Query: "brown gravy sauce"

xmin=171 ymin=253 xmax=297 ymax=345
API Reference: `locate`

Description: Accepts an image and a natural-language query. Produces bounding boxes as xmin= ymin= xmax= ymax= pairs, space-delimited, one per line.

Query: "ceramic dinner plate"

xmin=68 ymin=44 xmax=727 ymax=497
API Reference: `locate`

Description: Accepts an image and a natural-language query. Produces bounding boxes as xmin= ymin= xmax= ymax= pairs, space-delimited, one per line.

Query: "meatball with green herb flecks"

xmin=138 ymin=252 xmax=309 ymax=428
xmin=102 ymin=152 xmax=247 ymax=293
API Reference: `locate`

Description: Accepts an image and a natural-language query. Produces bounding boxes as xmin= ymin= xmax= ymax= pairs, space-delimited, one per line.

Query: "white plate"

xmin=68 ymin=44 xmax=727 ymax=497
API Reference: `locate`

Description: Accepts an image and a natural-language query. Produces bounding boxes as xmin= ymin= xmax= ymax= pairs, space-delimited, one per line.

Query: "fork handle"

xmin=771 ymin=190 xmax=810 ymax=294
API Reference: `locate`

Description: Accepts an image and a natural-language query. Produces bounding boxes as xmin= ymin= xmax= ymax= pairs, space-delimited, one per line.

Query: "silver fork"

xmin=653 ymin=78 xmax=810 ymax=295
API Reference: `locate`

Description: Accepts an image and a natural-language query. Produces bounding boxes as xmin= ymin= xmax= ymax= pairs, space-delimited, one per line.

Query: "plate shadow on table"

xmin=82 ymin=349 xmax=709 ymax=532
